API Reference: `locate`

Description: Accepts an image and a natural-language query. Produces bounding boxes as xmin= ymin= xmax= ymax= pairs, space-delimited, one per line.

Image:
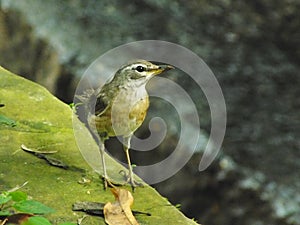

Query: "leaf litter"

xmin=104 ymin=188 xmax=140 ymax=225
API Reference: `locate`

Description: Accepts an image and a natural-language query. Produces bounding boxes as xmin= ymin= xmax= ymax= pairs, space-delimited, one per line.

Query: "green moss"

xmin=0 ymin=66 xmax=198 ymax=224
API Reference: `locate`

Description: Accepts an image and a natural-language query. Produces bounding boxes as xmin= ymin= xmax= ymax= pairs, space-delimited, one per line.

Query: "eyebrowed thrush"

xmin=81 ymin=60 xmax=173 ymax=189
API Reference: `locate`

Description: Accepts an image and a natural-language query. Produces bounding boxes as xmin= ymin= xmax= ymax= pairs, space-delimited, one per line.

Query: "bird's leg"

xmin=123 ymin=135 xmax=143 ymax=190
xmin=90 ymin=125 xmax=111 ymax=190
xmin=123 ymin=136 xmax=134 ymax=186
xmin=99 ymin=137 xmax=109 ymax=189
xmin=98 ymin=135 xmax=120 ymax=189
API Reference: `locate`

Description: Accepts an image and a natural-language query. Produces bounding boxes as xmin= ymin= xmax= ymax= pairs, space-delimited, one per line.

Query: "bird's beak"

xmin=152 ymin=64 xmax=174 ymax=75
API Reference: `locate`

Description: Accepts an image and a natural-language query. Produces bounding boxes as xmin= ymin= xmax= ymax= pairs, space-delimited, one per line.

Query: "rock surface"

xmin=1 ymin=1 xmax=299 ymax=224
xmin=0 ymin=67 xmax=198 ymax=225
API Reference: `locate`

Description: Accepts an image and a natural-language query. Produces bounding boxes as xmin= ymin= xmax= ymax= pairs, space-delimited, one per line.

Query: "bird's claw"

xmin=119 ymin=170 xmax=144 ymax=191
xmin=101 ymin=176 xmax=116 ymax=190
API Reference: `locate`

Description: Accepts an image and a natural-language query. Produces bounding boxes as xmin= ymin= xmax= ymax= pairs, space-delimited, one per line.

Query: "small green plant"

xmin=0 ymin=114 xmax=16 ymax=127
xmin=0 ymin=190 xmax=76 ymax=225
xmin=0 ymin=104 xmax=16 ymax=127
xmin=175 ymin=203 xmax=181 ymax=209
xmin=69 ymin=102 xmax=83 ymax=113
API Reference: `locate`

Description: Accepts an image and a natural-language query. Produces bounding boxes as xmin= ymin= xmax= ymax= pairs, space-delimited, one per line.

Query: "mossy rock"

xmin=0 ymin=66 xmax=199 ymax=224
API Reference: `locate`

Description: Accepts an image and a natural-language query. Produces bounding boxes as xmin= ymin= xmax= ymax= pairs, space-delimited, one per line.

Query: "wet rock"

xmin=1 ymin=1 xmax=299 ymax=224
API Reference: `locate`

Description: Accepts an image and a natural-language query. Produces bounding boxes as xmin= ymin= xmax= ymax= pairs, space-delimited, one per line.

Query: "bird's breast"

xmin=93 ymin=87 xmax=150 ymax=137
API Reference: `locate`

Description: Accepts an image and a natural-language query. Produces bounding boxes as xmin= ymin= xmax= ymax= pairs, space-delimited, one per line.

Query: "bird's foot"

xmin=101 ymin=175 xmax=117 ymax=190
xmin=119 ymin=170 xmax=144 ymax=191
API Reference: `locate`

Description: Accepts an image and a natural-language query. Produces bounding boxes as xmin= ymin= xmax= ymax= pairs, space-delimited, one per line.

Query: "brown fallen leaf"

xmin=104 ymin=188 xmax=140 ymax=225
xmin=1 ymin=213 xmax=33 ymax=225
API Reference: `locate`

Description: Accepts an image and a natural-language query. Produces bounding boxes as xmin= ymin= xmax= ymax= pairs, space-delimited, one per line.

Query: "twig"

xmin=72 ymin=201 xmax=151 ymax=216
xmin=0 ymin=218 xmax=8 ymax=225
xmin=21 ymin=144 xmax=68 ymax=169
xmin=7 ymin=181 xmax=29 ymax=193
xmin=21 ymin=144 xmax=57 ymax=154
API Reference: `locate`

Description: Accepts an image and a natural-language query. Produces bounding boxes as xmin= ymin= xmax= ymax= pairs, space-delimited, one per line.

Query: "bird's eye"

xmin=135 ymin=66 xmax=146 ymax=72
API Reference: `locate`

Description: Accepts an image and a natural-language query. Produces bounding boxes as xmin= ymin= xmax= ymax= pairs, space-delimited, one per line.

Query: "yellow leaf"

xmin=104 ymin=188 xmax=139 ymax=225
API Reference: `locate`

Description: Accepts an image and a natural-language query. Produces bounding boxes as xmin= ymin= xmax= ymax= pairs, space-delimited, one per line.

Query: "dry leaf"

xmin=104 ymin=188 xmax=139 ymax=225
xmin=2 ymin=213 xmax=33 ymax=224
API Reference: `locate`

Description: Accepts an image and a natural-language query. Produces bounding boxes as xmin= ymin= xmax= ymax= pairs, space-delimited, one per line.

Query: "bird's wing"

xmin=75 ymin=88 xmax=109 ymax=116
xmin=94 ymin=93 xmax=109 ymax=116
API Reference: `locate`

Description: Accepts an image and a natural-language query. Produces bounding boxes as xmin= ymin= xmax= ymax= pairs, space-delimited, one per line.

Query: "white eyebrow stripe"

xmin=130 ymin=64 xmax=146 ymax=69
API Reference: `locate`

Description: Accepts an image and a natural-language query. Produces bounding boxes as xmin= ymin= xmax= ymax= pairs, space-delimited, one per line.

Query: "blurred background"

xmin=0 ymin=0 xmax=299 ymax=224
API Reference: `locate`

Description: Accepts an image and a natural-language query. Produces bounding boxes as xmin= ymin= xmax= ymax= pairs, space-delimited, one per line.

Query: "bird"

xmin=80 ymin=60 xmax=174 ymax=189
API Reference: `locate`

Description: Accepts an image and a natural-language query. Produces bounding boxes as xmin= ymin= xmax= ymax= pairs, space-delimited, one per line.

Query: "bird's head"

xmin=117 ymin=60 xmax=174 ymax=86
